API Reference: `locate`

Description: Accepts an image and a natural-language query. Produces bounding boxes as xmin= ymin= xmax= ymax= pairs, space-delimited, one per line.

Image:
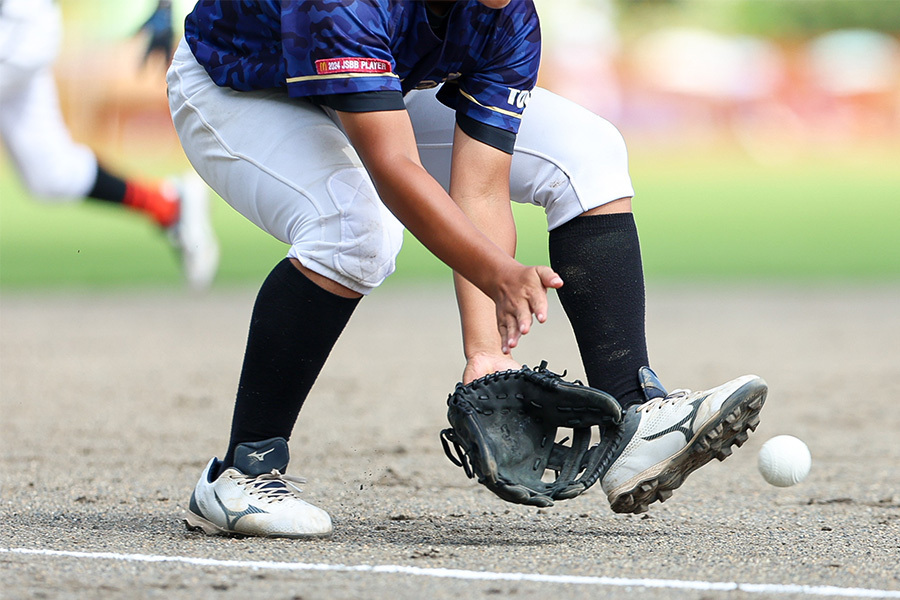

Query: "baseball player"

xmin=0 ymin=0 xmax=218 ymax=289
xmin=169 ymin=0 xmax=765 ymax=538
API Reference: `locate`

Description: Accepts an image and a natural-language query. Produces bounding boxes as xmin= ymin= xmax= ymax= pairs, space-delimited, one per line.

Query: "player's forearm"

xmin=455 ymin=271 xmax=505 ymax=358
xmin=451 ymin=193 xmax=517 ymax=359
xmin=337 ymin=109 xmax=516 ymax=298
xmin=371 ymin=156 xmax=516 ymax=295
xmin=339 ymin=109 xmax=559 ymax=354
xmin=448 ymin=124 xmax=519 ymax=358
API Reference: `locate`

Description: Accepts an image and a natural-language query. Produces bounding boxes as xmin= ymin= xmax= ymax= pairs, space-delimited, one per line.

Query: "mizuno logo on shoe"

xmin=247 ymin=448 xmax=274 ymax=463
xmin=642 ymin=397 xmax=706 ymax=443
xmin=214 ymin=491 xmax=267 ymax=529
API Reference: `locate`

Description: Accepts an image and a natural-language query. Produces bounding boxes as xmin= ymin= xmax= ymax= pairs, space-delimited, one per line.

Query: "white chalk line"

xmin=3 ymin=547 xmax=899 ymax=598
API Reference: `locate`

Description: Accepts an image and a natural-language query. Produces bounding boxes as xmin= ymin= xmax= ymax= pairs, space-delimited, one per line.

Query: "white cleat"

xmin=601 ymin=369 xmax=767 ymax=514
xmin=185 ymin=438 xmax=333 ymax=539
xmin=167 ymin=172 xmax=219 ymax=291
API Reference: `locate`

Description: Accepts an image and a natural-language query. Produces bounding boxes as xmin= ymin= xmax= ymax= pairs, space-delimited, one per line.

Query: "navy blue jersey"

xmin=185 ymin=1 xmax=541 ymax=144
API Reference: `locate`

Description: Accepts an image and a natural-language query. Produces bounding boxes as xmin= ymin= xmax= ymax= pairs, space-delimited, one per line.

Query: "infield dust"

xmin=1 ymin=283 xmax=898 ymax=599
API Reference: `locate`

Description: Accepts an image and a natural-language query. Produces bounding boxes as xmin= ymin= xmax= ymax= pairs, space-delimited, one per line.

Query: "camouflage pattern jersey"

xmin=185 ymin=0 xmax=541 ymax=151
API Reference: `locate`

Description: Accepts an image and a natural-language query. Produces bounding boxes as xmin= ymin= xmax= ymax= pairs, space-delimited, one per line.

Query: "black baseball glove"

xmin=440 ymin=361 xmax=624 ymax=507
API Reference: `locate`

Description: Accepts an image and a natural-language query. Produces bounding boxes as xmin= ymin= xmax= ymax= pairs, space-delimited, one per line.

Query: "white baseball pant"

xmin=167 ymin=38 xmax=634 ymax=295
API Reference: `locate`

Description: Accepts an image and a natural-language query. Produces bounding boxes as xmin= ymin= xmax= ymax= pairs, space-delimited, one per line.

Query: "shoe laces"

xmin=637 ymin=389 xmax=691 ymax=413
xmin=235 ymin=470 xmax=308 ymax=503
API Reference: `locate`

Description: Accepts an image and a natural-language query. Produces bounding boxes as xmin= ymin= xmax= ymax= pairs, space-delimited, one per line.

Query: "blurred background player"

xmin=0 ymin=0 xmax=218 ymax=290
xmin=135 ymin=0 xmax=175 ymax=71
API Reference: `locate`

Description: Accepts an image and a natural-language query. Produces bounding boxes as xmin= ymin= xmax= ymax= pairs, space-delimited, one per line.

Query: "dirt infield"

xmin=2 ymin=283 xmax=898 ymax=599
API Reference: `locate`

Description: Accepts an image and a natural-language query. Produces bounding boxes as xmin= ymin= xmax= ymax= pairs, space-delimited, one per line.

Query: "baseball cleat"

xmin=185 ymin=437 xmax=333 ymax=539
xmin=601 ymin=369 xmax=767 ymax=514
xmin=167 ymin=172 xmax=219 ymax=291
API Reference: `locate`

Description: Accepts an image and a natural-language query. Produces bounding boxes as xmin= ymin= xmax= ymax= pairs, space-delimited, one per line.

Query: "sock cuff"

xmin=271 ymin=258 xmax=361 ymax=309
xmin=87 ymin=164 xmax=128 ymax=203
xmin=549 ymin=212 xmax=636 ymax=241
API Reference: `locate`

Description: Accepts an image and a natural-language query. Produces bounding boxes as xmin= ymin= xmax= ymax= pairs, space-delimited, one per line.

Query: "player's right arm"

xmin=337 ymin=108 xmax=561 ymax=352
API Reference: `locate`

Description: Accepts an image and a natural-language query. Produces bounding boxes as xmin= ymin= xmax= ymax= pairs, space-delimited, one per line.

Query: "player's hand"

xmin=462 ymin=352 xmax=522 ymax=385
xmin=136 ymin=1 xmax=174 ymax=67
xmin=493 ymin=265 xmax=563 ymax=354
xmin=142 ymin=30 xmax=173 ymax=63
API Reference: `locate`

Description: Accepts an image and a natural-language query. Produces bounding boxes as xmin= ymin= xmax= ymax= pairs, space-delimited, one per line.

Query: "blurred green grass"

xmin=629 ymin=143 xmax=900 ymax=282
xmin=1 ymin=142 xmax=898 ymax=291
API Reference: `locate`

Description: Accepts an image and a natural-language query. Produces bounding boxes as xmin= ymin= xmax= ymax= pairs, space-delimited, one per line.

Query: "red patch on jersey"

xmin=315 ymin=58 xmax=392 ymax=75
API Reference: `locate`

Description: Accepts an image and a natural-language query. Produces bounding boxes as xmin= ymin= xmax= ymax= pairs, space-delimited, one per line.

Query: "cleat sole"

xmin=184 ymin=509 xmax=332 ymax=540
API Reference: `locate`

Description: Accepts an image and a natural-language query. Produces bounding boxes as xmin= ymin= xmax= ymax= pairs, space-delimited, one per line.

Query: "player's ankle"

xmin=123 ymin=180 xmax=180 ymax=228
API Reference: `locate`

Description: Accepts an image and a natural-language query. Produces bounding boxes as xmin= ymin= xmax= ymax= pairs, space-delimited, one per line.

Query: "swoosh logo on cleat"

xmin=642 ymin=396 xmax=706 ymax=443
xmin=214 ymin=491 xmax=267 ymax=530
xmin=247 ymin=448 xmax=274 ymax=463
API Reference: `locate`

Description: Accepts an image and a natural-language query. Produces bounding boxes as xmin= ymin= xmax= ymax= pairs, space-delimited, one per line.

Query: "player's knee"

xmin=291 ymin=168 xmax=404 ymax=295
xmin=528 ymin=108 xmax=633 ymax=229
xmin=334 ymin=205 xmax=404 ymax=291
xmin=19 ymin=169 xmax=85 ymax=202
xmin=333 ymin=169 xmax=404 ymax=288
xmin=575 ymin=113 xmax=630 ymax=174
xmin=17 ymin=151 xmax=95 ymax=202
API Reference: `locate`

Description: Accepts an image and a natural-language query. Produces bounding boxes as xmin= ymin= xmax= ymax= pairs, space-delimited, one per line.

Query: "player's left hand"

xmin=462 ymin=352 xmax=521 ymax=385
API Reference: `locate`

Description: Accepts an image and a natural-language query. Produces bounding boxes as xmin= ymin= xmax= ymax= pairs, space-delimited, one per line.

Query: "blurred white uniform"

xmin=0 ymin=0 xmax=99 ymax=200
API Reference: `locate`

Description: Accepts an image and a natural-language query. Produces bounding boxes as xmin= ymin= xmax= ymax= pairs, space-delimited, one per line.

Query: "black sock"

xmin=86 ymin=164 xmax=127 ymax=203
xmin=549 ymin=213 xmax=649 ymax=408
xmin=222 ymin=259 xmax=360 ymax=469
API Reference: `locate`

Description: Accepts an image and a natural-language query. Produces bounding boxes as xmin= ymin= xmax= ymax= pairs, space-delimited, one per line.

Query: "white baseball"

xmin=758 ymin=435 xmax=811 ymax=487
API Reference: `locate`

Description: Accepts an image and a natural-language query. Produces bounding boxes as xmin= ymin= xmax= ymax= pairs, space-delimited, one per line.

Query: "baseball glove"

xmin=440 ymin=361 xmax=624 ymax=507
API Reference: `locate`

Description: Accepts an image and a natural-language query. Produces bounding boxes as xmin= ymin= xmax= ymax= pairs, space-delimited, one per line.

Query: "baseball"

xmin=758 ymin=435 xmax=811 ymax=487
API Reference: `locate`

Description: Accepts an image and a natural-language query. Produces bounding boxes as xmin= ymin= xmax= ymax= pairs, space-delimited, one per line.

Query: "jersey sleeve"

xmin=280 ymin=2 xmax=402 ymax=99
xmin=437 ymin=4 xmax=541 ymax=148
